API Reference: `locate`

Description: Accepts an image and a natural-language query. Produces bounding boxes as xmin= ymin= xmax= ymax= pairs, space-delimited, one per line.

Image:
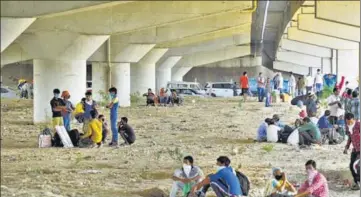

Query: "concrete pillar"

xmin=1 ymin=17 xmax=36 ymax=52
xmin=91 ymin=62 xmax=108 ymax=101
xmin=156 ymin=56 xmax=182 ymax=90
xmin=130 ymin=48 xmax=168 ymax=94
xmin=172 ymin=67 xmax=193 ymax=81
xmin=111 ymin=63 xmax=130 ymax=107
xmin=331 ymin=49 xmax=337 ymax=74
xmin=33 ymin=59 xmax=86 ymax=123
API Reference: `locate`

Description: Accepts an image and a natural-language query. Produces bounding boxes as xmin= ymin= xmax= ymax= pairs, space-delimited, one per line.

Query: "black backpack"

xmin=68 ymin=129 xmax=80 ymax=147
xmin=236 ymin=171 xmax=250 ymax=196
xmin=52 ymin=132 xmax=63 ymax=147
xmin=278 ymin=125 xmax=294 ymax=143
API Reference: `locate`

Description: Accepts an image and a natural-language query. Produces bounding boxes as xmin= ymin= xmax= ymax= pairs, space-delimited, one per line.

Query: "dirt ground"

xmin=0 ymin=98 xmax=359 ymax=197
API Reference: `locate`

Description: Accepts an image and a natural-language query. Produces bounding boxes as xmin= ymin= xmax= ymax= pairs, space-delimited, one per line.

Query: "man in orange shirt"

xmin=240 ymin=72 xmax=249 ymax=102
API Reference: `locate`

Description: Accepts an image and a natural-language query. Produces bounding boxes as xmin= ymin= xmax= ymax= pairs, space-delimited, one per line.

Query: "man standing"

xmin=296 ymin=77 xmax=305 ymax=96
xmin=50 ymin=89 xmax=66 ymax=132
xmin=327 ymin=88 xmax=342 ymax=124
xmin=289 ymin=72 xmax=296 ymax=97
xmin=240 ymin=72 xmax=249 ymax=102
xmin=350 ymin=91 xmax=360 ymax=121
xmin=305 ymin=73 xmax=313 ymax=95
xmin=257 ymin=72 xmax=265 ymax=102
xmin=314 ymin=69 xmax=324 ymax=98
xmin=170 ymin=156 xmax=204 ymax=197
xmin=83 ymin=91 xmax=98 ymax=134
xmin=343 ymin=113 xmax=360 ymax=190
xmin=106 ymin=87 xmax=119 ymax=147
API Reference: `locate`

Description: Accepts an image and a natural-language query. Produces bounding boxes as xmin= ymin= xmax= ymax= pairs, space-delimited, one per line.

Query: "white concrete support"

xmin=1 ymin=17 xmax=36 ymax=52
xmin=156 ymin=56 xmax=182 ymax=90
xmin=298 ymin=14 xmax=360 ymax=42
xmin=273 ymin=61 xmax=309 ymax=75
xmin=1 ymin=43 xmax=31 ymax=66
xmin=279 ymin=39 xmax=331 ymax=58
xmin=315 ymin=1 xmax=360 ymax=27
xmin=287 ymin=27 xmax=359 ymax=50
xmin=111 ymin=63 xmax=130 ymax=107
xmin=276 ymin=51 xmax=321 ymax=67
xmin=175 ymin=45 xmax=250 ymax=67
xmin=92 ymin=62 xmax=108 ymax=101
xmin=130 ymin=48 xmax=168 ymax=94
xmin=321 ymin=58 xmax=332 ymax=74
xmin=172 ymin=67 xmax=193 ymax=82
xmin=33 ymin=59 xmax=86 ymax=123
xmin=331 ymin=49 xmax=337 ymax=74
xmin=337 ymin=49 xmax=359 ymax=85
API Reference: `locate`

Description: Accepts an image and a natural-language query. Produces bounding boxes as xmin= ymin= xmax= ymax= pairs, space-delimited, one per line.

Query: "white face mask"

xmin=183 ymin=164 xmax=192 ymax=177
xmin=217 ymin=166 xmax=226 ymax=172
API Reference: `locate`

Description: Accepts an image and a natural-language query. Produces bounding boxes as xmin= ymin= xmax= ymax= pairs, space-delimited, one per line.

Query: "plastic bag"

xmin=287 ymin=129 xmax=299 ymax=146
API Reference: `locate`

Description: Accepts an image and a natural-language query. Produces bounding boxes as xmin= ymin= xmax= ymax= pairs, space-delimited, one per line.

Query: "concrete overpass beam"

xmin=30 ymin=34 xmax=109 ymax=123
xmin=280 ymin=39 xmax=331 ymax=58
xmin=1 ymin=43 xmax=31 ymax=66
xmin=175 ymin=45 xmax=251 ymax=68
xmin=287 ymin=27 xmax=359 ymax=50
xmin=130 ymin=48 xmax=168 ymax=94
xmin=273 ymin=61 xmax=309 ymax=75
xmin=110 ymin=44 xmax=155 ymax=106
xmin=172 ymin=67 xmax=193 ymax=82
xmin=276 ymin=51 xmax=322 ymax=67
xmin=1 ymin=17 xmax=36 ymax=52
xmin=315 ymin=1 xmax=360 ymax=27
xmin=156 ymin=56 xmax=182 ymax=89
xmin=298 ymin=14 xmax=360 ymax=42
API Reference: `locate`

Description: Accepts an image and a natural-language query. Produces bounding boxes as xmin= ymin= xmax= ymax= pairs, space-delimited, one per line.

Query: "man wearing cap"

xmin=61 ymin=90 xmax=75 ymax=131
xmin=305 ymin=92 xmax=318 ymax=118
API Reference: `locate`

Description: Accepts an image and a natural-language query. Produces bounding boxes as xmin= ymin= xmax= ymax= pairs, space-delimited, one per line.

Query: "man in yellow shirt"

xmin=79 ymin=110 xmax=102 ymax=148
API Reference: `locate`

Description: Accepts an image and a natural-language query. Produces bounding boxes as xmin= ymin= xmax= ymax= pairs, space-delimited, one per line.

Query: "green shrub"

xmin=98 ymin=90 xmax=110 ymax=107
xmin=130 ymin=92 xmax=142 ymax=105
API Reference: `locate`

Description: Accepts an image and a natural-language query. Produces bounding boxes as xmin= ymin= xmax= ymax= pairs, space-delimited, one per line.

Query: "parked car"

xmin=167 ymin=81 xmax=206 ymax=94
xmin=1 ymin=86 xmax=18 ymax=99
xmin=170 ymin=88 xmax=205 ymax=98
xmin=204 ymin=82 xmax=242 ymax=97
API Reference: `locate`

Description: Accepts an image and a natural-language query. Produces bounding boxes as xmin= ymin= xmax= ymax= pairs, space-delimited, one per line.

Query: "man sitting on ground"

xmin=159 ymin=88 xmax=170 ymax=106
xmin=273 ymin=114 xmax=285 ymax=128
xmin=118 ymin=117 xmax=136 ymax=146
xmin=143 ymin=88 xmax=157 ymax=106
xmin=191 ymin=156 xmax=242 ymax=197
xmin=267 ymin=119 xmax=282 ymax=143
xmin=79 ymin=110 xmax=102 ymax=148
xmin=298 ymin=117 xmax=321 ymax=147
xmin=264 ymin=167 xmax=296 ymax=196
xmin=295 ymin=160 xmax=329 ymax=197
xmin=170 ymin=156 xmax=204 ymax=197
xmin=170 ymin=90 xmax=183 ymax=106
xmin=256 ymin=118 xmax=272 ymax=142
xmin=98 ymin=114 xmax=109 ymax=144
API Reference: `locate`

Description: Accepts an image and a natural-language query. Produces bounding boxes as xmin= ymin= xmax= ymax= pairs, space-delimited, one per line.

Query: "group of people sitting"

xmin=170 ymin=155 xmax=331 ymax=197
xmin=49 ymin=88 xmax=136 ymax=148
xmin=143 ymin=88 xmax=184 ymax=106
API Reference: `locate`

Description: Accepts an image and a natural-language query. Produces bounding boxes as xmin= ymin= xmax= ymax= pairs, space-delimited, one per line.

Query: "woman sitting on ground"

xmin=264 ymin=167 xmax=296 ymax=197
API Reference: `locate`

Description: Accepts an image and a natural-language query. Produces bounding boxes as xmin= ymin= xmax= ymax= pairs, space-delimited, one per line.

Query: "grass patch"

xmin=140 ymin=171 xmax=171 ymax=180
xmin=262 ymin=144 xmax=274 ymax=153
xmin=217 ymin=138 xmax=254 ymax=145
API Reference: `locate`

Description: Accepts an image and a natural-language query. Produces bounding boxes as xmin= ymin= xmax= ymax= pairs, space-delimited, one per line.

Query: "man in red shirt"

xmin=240 ymin=72 xmax=249 ymax=102
xmin=344 ymin=112 xmax=360 ymax=190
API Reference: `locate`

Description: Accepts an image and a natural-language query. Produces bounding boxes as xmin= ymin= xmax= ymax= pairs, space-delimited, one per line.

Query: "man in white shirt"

xmin=314 ymin=69 xmax=324 ymax=98
xmin=305 ymin=73 xmax=313 ymax=95
xmin=289 ymin=72 xmax=296 ymax=97
xmin=327 ymin=88 xmax=342 ymax=124
xmin=267 ymin=119 xmax=282 ymax=142
xmin=278 ymin=73 xmax=284 ymax=93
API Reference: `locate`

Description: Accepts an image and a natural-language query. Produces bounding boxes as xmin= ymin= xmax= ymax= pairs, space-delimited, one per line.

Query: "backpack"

xmin=278 ymin=125 xmax=294 ymax=143
xmin=52 ymin=132 xmax=64 ymax=147
xmin=38 ymin=128 xmax=52 ymax=148
xmin=68 ymin=129 xmax=80 ymax=147
xmin=236 ymin=171 xmax=250 ymax=196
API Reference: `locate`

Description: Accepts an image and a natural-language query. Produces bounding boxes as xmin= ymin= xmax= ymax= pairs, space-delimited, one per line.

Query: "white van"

xmin=166 ymin=81 xmax=205 ymax=94
xmin=204 ymin=82 xmax=242 ymax=97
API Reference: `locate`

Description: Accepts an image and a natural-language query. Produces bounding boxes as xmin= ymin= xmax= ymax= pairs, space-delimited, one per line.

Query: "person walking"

xmin=257 ymin=72 xmax=266 ymax=102
xmin=289 ymin=72 xmax=296 ymax=97
xmin=240 ymin=72 xmax=250 ymax=102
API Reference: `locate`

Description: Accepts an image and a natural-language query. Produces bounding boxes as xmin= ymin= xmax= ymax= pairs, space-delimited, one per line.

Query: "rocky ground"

xmin=0 ymin=98 xmax=359 ymax=197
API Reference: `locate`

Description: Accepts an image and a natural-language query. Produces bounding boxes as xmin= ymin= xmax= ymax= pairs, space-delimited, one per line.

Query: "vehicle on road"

xmin=204 ymin=82 xmax=242 ymax=97
xmin=170 ymin=88 xmax=205 ymax=98
xmin=166 ymin=81 xmax=206 ymax=94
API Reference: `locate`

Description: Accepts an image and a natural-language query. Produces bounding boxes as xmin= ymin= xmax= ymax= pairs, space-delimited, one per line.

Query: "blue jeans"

xmin=159 ymin=96 xmax=169 ymax=104
xmin=110 ymin=113 xmax=118 ymax=142
xmin=63 ymin=115 xmax=71 ymax=131
xmin=257 ymin=87 xmax=265 ymax=102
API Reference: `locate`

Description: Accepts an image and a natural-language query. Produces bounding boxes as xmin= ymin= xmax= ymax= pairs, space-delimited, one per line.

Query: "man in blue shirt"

xmin=256 ymin=118 xmax=272 ymax=142
xmin=273 ymin=114 xmax=285 ymax=128
xmin=191 ymin=156 xmax=242 ymax=197
xmin=318 ymin=110 xmax=332 ymax=130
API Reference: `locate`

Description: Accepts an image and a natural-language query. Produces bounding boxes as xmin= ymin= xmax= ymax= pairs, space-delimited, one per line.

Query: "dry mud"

xmin=1 ymin=98 xmax=359 ymax=197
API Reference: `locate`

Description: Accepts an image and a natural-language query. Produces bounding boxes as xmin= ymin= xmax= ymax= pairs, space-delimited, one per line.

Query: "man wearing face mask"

xmin=170 ymin=156 xmax=204 ymax=197
xmin=343 ymin=113 xmax=360 ymax=190
xmin=264 ymin=167 xmax=296 ymax=196
xmin=295 ymin=160 xmax=329 ymax=197
xmin=191 ymin=156 xmax=241 ymax=197
xmin=50 ymin=89 xmax=66 ymax=132
xmin=106 ymin=87 xmax=119 ymax=147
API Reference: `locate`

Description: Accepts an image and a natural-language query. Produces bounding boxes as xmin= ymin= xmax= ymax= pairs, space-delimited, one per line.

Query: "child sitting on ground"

xmin=74 ymin=98 xmax=86 ymax=123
